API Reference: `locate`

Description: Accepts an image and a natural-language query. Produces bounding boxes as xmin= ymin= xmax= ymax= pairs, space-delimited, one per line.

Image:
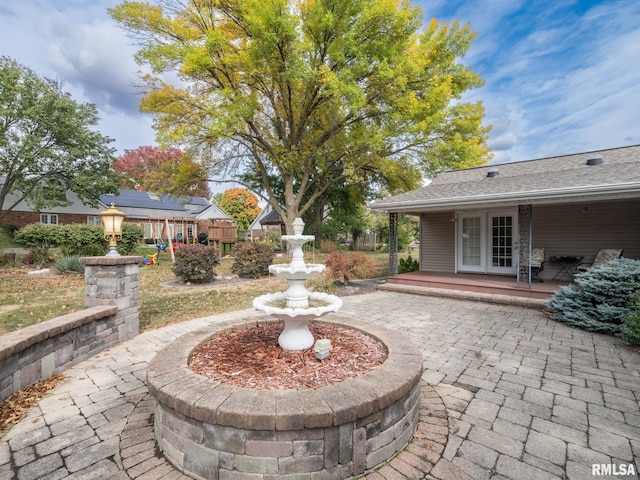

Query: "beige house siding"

xmin=531 ymin=199 xmax=640 ymax=280
xmin=419 ymin=212 xmax=455 ymax=272
xmin=416 ymin=199 xmax=640 ymax=278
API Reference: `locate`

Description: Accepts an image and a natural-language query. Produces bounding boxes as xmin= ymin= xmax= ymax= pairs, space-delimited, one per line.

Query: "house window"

xmin=87 ymin=216 xmax=102 ymax=226
xmin=40 ymin=214 xmax=58 ymax=225
xmin=143 ymin=222 xmax=153 ymax=239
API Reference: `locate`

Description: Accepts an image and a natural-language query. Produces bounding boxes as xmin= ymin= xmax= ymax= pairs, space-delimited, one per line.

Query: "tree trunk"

xmin=312 ymin=201 xmax=324 ymax=240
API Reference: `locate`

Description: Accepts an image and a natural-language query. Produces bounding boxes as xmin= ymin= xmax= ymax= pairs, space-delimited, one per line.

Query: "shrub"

xmin=0 ymin=225 xmax=20 ymax=248
xmin=325 ymin=251 xmax=378 ymax=284
xmin=622 ymin=290 xmax=640 ymax=345
xmin=55 ymin=224 xmax=104 ymax=256
xmin=54 ymin=256 xmax=85 ymax=275
xmin=260 ymin=229 xmax=282 ymax=249
xmin=79 ymin=244 xmax=106 ymax=257
xmin=231 ymin=242 xmax=275 ymax=278
xmin=547 ymin=258 xmax=640 ymax=335
xmin=14 ymin=222 xmax=143 ymax=262
xmin=14 ymin=223 xmax=60 ymax=268
xmin=118 ymin=223 xmax=145 ymax=256
xmin=173 ymin=244 xmax=219 ymax=283
xmin=399 ymin=254 xmax=419 ymax=274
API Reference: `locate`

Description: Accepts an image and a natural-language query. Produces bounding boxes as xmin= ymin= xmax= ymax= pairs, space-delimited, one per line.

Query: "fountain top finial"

xmin=292 ymin=217 xmax=305 ymax=236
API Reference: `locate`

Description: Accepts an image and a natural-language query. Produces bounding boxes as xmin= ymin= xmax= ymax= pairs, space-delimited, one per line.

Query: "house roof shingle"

xmin=99 ymin=189 xmax=230 ymax=220
xmin=101 ymin=190 xmax=185 ymax=212
xmin=370 ymin=145 xmax=640 ymax=213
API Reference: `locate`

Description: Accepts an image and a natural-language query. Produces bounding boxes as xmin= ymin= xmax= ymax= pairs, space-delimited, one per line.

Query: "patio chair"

xmin=530 ymin=248 xmax=545 ymax=282
xmin=576 ymin=249 xmax=623 ymax=273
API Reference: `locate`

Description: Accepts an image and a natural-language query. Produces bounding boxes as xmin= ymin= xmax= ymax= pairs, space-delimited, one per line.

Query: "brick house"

xmin=0 ymin=184 xmax=233 ymax=244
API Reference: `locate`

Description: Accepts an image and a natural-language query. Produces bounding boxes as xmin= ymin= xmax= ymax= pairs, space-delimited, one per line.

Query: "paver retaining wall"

xmin=0 ymin=256 xmax=142 ymax=402
xmin=148 ymin=317 xmax=424 ymax=479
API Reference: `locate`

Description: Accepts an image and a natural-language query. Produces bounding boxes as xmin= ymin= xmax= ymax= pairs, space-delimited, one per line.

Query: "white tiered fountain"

xmin=253 ymin=217 xmax=342 ymax=350
xmin=148 ymin=216 xmax=424 ymax=479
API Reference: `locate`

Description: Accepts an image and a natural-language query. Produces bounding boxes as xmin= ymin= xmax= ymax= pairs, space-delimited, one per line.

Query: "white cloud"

xmin=488 ymin=132 xmax=519 ymax=152
xmin=2 ymin=0 xmax=638 ymax=161
xmin=423 ymin=0 xmax=640 ymax=162
xmin=44 ymin=14 xmax=144 ymax=116
xmin=0 ymin=0 xmax=155 ymax=155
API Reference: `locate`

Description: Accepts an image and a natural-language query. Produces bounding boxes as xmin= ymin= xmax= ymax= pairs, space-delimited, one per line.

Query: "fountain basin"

xmin=254 ymin=292 xmax=343 ymax=349
xmin=253 ymin=291 xmax=342 ymax=318
xmin=147 ymin=316 xmax=423 ymax=479
xmin=269 ymin=263 xmax=325 ymax=278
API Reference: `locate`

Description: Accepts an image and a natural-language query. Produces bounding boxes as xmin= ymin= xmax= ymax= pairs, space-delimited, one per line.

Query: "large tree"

xmin=113 ymin=145 xmax=211 ymax=198
xmin=219 ymin=187 xmax=261 ymax=233
xmin=110 ymin=0 xmax=491 ymax=233
xmin=0 ymin=57 xmax=119 ymax=222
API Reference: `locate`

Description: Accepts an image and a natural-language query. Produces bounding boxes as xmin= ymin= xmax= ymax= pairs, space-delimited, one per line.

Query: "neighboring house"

xmin=98 ymin=190 xmax=232 ymax=243
xmin=0 ymin=177 xmax=104 ymax=228
xmin=370 ymin=145 xmax=640 ymax=284
xmin=250 ymin=205 xmax=285 ymax=241
xmin=0 ymin=184 xmax=235 ymax=246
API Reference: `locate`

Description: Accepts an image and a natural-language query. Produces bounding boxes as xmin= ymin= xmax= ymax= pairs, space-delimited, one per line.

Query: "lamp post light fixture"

xmin=97 ymin=203 xmax=127 ymax=257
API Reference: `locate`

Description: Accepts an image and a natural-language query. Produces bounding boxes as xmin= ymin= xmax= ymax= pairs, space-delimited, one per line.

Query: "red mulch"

xmin=189 ymin=322 xmax=388 ymax=390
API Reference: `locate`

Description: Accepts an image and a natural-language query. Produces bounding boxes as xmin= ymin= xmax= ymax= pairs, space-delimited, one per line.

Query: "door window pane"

xmin=491 ymin=216 xmax=512 ymax=267
xmin=462 ymin=217 xmax=481 ymax=266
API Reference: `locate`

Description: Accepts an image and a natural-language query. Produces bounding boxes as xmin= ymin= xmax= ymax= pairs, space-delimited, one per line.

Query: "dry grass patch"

xmin=0 ymin=250 xmax=396 ymax=334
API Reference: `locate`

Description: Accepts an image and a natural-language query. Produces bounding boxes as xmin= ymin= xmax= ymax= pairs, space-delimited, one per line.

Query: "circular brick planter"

xmin=147 ymin=316 xmax=424 ymax=479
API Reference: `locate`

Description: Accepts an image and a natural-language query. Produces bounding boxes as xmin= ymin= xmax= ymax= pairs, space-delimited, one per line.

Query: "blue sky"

xmin=1 ymin=0 xmax=639 ymax=167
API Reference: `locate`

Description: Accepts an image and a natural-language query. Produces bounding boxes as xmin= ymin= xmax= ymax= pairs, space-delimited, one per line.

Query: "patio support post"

xmin=389 ymin=212 xmax=398 ymax=276
xmin=517 ymin=204 xmax=533 ymax=286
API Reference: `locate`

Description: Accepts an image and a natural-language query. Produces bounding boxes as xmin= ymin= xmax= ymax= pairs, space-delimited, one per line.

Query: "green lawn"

xmin=0 ymin=248 xmax=400 ymax=335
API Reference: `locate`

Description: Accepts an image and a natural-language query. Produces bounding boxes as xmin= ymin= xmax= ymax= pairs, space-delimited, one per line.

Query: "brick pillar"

xmin=80 ymin=256 xmax=143 ymax=342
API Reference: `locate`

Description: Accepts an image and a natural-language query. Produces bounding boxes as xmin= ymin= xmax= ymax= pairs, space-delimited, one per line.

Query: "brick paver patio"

xmin=1 ymin=290 xmax=639 ymax=479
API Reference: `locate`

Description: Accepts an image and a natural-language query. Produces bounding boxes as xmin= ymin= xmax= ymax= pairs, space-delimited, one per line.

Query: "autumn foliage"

xmin=219 ymin=188 xmax=261 ymax=233
xmin=325 ymin=251 xmax=378 ymax=284
xmin=113 ymin=146 xmax=211 ymax=198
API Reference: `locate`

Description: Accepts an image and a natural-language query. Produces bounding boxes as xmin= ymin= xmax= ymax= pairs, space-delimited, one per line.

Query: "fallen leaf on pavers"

xmin=0 ymin=373 xmax=65 ymax=435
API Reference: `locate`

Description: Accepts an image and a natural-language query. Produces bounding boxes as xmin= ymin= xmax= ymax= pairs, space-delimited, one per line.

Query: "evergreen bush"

xmin=622 ymin=290 xmax=640 ymax=345
xmin=172 ymin=244 xmax=219 ymax=283
xmin=325 ymin=251 xmax=378 ymax=284
xmin=54 ymin=256 xmax=85 ymax=274
xmin=231 ymin=242 xmax=275 ymax=278
xmin=547 ymin=258 xmax=640 ymax=335
xmin=399 ymin=254 xmax=419 ymax=274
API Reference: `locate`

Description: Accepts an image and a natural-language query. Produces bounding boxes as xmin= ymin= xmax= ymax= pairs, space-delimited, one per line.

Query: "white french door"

xmin=458 ymin=214 xmax=486 ymax=272
xmin=457 ymin=210 xmax=517 ymax=275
